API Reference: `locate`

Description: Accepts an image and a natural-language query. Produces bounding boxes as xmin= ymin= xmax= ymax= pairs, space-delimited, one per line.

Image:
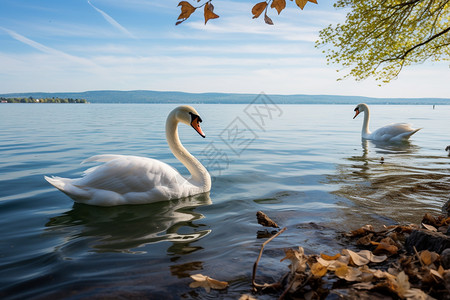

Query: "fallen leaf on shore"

xmin=189 ymin=274 xmax=228 ymax=293
xmin=310 ymin=261 xmax=327 ymax=277
xmin=281 ymin=247 xmax=307 ymax=273
xmin=321 ymin=253 xmax=341 ymax=260
xmin=421 ymin=223 xmax=437 ymax=232
xmin=343 ymin=249 xmax=386 ymax=266
xmin=419 ymin=250 xmax=439 ymax=266
xmin=239 ymin=294 xmax=257 ymax=300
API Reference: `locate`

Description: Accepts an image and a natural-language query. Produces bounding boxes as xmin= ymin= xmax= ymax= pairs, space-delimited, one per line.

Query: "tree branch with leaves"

xmin=316 ymin=0 xmax=450 ymax=83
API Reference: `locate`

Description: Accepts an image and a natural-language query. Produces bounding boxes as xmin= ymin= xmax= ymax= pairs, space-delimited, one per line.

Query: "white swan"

xmin=353 ymin=103 xmax=421 ymax=142
xmin=45 ymin=105 xmax=211 ymax=206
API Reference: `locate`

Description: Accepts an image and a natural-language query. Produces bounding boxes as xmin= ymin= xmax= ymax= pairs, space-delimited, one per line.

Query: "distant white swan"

xmin=353 ymin=103 xmax=421 ymax=142
xmin=45 ymin=105 xmax=211 ymax=206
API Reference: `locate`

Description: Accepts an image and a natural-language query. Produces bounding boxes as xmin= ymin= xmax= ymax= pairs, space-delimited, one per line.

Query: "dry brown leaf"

xmin=335 ymin=265 xmax=362 ymax=281
xmin=394 ymin=271 xmax=410 ymax=298
xmin=430 ymin=268 xmax=443 ymax=280
xmin=264 ymin=13 xmax=273 ymax=25
xmin=280 ymin=247 xmax=307 ymax=273
xmin=349 ymin=224 xmax=374 ymax=236
xmin=373 ymin=242 xmax=398 ymax=255
xmin=271 ymin=0 xmax=286 ymax=14
xmin=310 ymin=262 xmax=327 ymax=277
xmin=177 ymin=1 xmax=196 ymax=20
xmin=189 ymin=274 xmax=228 ymax=293
xmin=438 ymin=264 xmax=445 ymax=276
xmin=334 ymin=263 xmax=349 ymax=278
xmin=422 ymin=223 xmax=437 ymax=232
xmin=344 ymin=249 xmax=370 ymax=266
xmin=352 ymin=282 xmax=375 ymax=290
xmin=357 ymin=233 xmax=373 ymax=246
xmin=204 ymin=2 xmax=219 ymax=24
xmin=419 ymin=250 xmax=439 ymax=266
xmin=239 ymin=294 xmax=257 ymax=300
xmin=321 ymin=253 xmax=341 ymax=260
xmin=327 ymin=259 xmax=348 ymax=271
xmin=357 ymin=249 xmax=387 ymax=263
xmin=294 ymin=0 xmax=317 ymax=10
xmin=403 ymin=288 xmax=429 ymax=300
xmin=316 ymin=257 xmax=332 ymax=267
xmin=252 ymin=2 xmax=267 ymax=19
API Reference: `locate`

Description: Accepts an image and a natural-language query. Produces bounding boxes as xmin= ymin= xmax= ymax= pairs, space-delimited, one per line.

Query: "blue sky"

xmin=0 ymin=0 xmax=448 ymax=98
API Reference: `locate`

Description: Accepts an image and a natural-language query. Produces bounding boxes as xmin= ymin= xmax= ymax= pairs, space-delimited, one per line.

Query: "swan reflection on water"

xmin=331 ymin=139 xmax=448 ymax=225
xmin=360 ymin=138 xmax=419 ymax=158
xmin=45 ymin=193 xmax=212 ymax=254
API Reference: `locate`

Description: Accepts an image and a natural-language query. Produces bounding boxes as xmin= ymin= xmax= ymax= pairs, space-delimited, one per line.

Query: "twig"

xmin=279 ymin=274 xmax=312 ymax=300
xmin=413 ymin=246 xmax=425 ymax=267
xmin=252 ymin=227 xmax=287 ymax=290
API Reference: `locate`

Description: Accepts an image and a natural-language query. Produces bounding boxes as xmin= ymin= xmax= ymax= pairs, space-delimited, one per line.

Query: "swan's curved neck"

xmin=361 ymin=105 xmax=371 ymax=137
xmin=165 ymin=113 xmax=211 ymax=191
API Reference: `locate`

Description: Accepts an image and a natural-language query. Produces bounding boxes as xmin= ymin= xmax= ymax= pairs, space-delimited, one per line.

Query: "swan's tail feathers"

xmin=45 ymin=175 xmax=68 ymax=191
xmin=81 ymin=154 xmax=124 ymax=164
xmin=406 ymin=127 xmax=421 ymax=139
xmin=44 ymin=176 xmax=90 ymax=200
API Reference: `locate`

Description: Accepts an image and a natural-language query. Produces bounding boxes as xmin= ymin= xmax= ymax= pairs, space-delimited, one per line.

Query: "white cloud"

xmin=87 ymin=0 xmax=136 ymax=38
xmin=0 ymin=27 xmax=98 ymax=68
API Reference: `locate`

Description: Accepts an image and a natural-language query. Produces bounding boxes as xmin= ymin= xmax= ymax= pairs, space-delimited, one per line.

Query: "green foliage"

xmin=0 ymin=97 xmax=87 ymax=103
xmin=316 ymin=0 xmax=450 ymax=83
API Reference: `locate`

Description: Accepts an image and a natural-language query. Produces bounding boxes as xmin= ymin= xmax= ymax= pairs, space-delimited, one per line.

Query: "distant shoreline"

xmin=1 ymin=97 xmax=87 ymax=104
xmin=1 ymin=90 xmax=449 ymax=105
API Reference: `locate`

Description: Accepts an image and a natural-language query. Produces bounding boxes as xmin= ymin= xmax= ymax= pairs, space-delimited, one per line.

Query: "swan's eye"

xmin=189 ymin=112 xmax=202 ymax=123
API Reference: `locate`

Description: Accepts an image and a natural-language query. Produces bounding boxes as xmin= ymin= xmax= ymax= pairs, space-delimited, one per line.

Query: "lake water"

xmin=0 ymin=103 xmax=449 ymax=299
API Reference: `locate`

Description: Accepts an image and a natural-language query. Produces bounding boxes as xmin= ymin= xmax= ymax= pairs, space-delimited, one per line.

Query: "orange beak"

xmin=353 ymin=109 xmax=360 ymax=119
xmin=191 ymin=116 xmax=205 ymax=138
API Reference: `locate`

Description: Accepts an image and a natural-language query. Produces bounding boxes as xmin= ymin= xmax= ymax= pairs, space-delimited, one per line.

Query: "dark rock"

xmin=441 ymin=248 xmax=450 ymax=269
xmin=405 ymin=229 xmax=450 ymax=254
xmin=443 ymin=198 xmax=450 ymax=217
xmin=256 ymin=211 xmax=279 ymax=228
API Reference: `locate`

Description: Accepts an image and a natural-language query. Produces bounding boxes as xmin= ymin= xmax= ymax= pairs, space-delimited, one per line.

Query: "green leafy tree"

xmin=316 ymin=0 xmax=450 ymax=83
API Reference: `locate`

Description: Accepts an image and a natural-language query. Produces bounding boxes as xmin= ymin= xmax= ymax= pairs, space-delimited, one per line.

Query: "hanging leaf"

xmin=271 ymin=0 xmax=286 ymax=15
xmin=294 ymin=0 xmax=318 ymax=10
xmin=204 ymin=2 xmax=219 ymax=24
xmin=177 ymin=1 xmax=196 ymax=21
xmin=264 ymin=13 xmax=273 ymax=25
xmin=252 ymin=2 xmax=267 ymax=19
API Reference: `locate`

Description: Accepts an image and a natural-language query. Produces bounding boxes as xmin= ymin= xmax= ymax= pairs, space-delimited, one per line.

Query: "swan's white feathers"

xmin=45 ymin=105 xmax=211 ymax=206
xmin=369 ymin=123 xmax=421 ymax=141
xmin=45 ymin=155 xmax=196 ymax=206
xmin=354 ymin=103 xmax=421 ymax=142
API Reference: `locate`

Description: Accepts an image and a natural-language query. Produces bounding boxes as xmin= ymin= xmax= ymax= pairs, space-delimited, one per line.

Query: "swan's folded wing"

xmin=82 ymin=154 xmax=126 ymax=164
xmin=372 ymin=123 xmax=420 ymax=140
xmin=76 ymin=156 xmax=184 ymax=194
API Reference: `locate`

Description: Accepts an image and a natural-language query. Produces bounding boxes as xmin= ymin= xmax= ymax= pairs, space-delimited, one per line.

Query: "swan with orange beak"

xmin=353 ymin=103 xmax=421 ymax=142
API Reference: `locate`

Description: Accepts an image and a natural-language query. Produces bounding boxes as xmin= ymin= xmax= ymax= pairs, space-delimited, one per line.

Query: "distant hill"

xmin=1 ymin=90 xmax=449 ymax=105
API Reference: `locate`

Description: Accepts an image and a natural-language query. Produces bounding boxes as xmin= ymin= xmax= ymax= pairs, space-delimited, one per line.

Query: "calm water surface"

xmin=0 ymin=103 xmax=449 ymax=299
